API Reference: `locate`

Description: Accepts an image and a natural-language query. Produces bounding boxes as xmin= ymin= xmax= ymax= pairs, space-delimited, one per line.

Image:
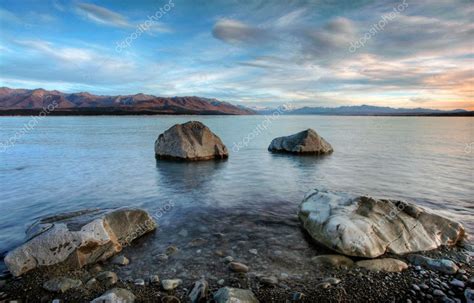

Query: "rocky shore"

xmin=0 ymin=198 xmax=472 ymax=302
xmin=0 ymin=123 xmax=472 ymax=302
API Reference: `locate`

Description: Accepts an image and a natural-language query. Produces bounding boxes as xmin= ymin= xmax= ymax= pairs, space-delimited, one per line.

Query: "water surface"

xmin=0 ymin=116 xmax=473 ymax=258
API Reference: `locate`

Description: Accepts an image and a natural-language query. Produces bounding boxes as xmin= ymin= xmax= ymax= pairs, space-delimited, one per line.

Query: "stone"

xmin=91 ymin=288 xmax=136 ymax=303
xmin=450 ymin=279 xmax=465 ymax=288
xmin=433 ymin=289 xmax=446 ymax=297
xmin=356 ymin=258 xmax=408 ymax=272
xmin=155 ymin=121 xmax=228 ymax=161
xmin=214 ymin=287 xmax=259 ymax=303
xmin=259 ymin=276 xmax=278 ymax=285
xmin=96 ymin=271 xmax=118 ymax=287
xmin=223 ymin=256 xmax=234 ymax=263
xmin=189 ymin=279 xmax=208 ymax=303
xmin=166 ymin=245 xmax=179 ymax=256
xmin=155 ymin=254 xmax=169 ymax=261
xmin=268 ymin=129 xmax=333 ymax=155
xmin=42 ymin=277 xmax=82 ymax=293
xmin=408 ymin=255 xmax=459 ymax=274
xmin=149 ymin=274 xmax=160 ymax=284
xmin=323 ymin=277 xmax=341 ymax=285
xmin=412 ymin=284 xmax=420 ymax=291
xmin=298 ymin=189 xmax=465 ymax=258
xmin=162 ymin=279 xmax=182 ymax=290
xmin=5 ymin=208 xmax=156 ymax=276
xmin=111 ymin=255 xmax=129 ymax=266
xmin=465 ymin=288 xmax=474 ymax=303
xmin=249 ymin=249 xmax=258 ymax=255
xmin=311 ymin=255 xmax=354 ymax=269
xmin=317 ymin=282 xmax=331 ymax=289
xmin=292 ymin=292 xmax=304 ymax=300
xmin=134 ymin=278 xmax=145 ymax=286
xmin=229 ymin=262 xmax=249 ymax=273
xmin=189 ymin=238 xmax=207 ymax=247
xmin=217 ymin=279 xmax=225 ymax=286
xmin=85 ymin=278 xmax=98 ymax=288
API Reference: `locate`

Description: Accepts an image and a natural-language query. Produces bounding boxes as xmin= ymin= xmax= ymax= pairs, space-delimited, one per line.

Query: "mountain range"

xmin=256 ymin=105 xmax=472 ymax=116
xmin=0 ymin=87 xmax=254 ymax=115
xmin=0 ymin=87 xmax=471 ymax=116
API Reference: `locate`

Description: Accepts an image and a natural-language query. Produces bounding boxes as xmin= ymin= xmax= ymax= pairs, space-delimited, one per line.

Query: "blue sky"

xmin=0 ymin=0 xmax=472 ymax=109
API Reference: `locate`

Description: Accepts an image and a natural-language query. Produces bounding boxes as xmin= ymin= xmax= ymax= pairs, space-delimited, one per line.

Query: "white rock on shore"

xmin=155 ymin=121 xmax=228 ymax=161
xmin=298 ymin=189 xmax=465 ymax=258
xmin=5 ymin=208 xmax=157 ymax=276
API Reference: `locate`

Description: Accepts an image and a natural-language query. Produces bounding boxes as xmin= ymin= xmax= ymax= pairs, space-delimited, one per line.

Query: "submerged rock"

xmin=213 ymin=287 xmax=259 ymax=303
xmin=155 ymin=121 xmax=228 ymax=161
xmin=268 ymin=129 xmax=333 ymax=155
xmin=356 ymin=258 xmax=408 ymax=272
xmin=407 ymin=255 xmax=459 ymax=274
xmin=91 ymin=288 xmax=136 ymax=303
xmin=298 ymin=189 xmax=465 ymax=258
xmin=43 ymin=277 xmax=82 ymax=293
xmin=5 ymin=208 xmax=156 ymax=276
xmin=311 ymin=255 xmax=354 ymax=269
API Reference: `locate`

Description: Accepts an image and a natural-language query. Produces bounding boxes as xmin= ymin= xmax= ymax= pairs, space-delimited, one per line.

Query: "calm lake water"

xmin=0 ymin=116 xmax=473 ymax=259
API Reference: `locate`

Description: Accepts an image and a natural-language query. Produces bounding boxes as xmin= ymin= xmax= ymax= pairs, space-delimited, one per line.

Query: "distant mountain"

xmin=257 ymin=104 xmax=472 ymax=116
xmin=0 ymin=87 xmax=255 ymax=115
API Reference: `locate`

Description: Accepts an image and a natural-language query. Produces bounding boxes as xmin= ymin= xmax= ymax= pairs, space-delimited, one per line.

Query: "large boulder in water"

xmin=268 ymin=129 xmax=333 ymax=154
xmin=155 ymin=121 xmax=228 ymax=161
xmin=5 ymin=208 xmax=156 ymax=276
xmin=298 ymin=189 xmax=465 ymax=258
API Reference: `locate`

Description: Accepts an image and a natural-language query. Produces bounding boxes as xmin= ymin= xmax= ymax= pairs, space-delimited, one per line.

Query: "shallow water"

xmin=0 ymin=115 xmax=473 ymax=260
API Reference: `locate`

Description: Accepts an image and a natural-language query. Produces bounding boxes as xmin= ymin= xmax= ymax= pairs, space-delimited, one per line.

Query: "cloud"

xmin=75 ymin=2 xmax=131 ymax=28
xmin=212 ymin=18 xmax=269 ymax=45
xmin=302 ymin=17 xmax=357 ymax=57
xmin=410 ymin=97 xmax=431 ymax=103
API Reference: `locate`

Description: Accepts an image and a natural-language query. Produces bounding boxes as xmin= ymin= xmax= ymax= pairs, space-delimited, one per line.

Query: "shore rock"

xmin=91 ymin=288 xmax=136 ymax=303
xmin=189 ymin=279 xmax=208 ymax=303
xmin=311 ymin=255 xmax=354 ymax=269
xmin=155 ymin=121 xmax=228 ymax=161
xmin=298 ymin=189 xmax=465 ymax=258
xmin=407 ymin=255 xmax=459 ymax=274
xmin=268 ymin=129 xmax=333 ymax=155
xmin=214 ymin=287 xmax=259 ymax=303
xmin=5 ymin=208 xmax=156 ymax=276
xmin=162 ymin=279 xmax=182 ymax=290
xmin=229 ymin=262 xmax=249 ymax=273
xmin=43 ymin=277 xmax=82 ymax=293
xmin=356 ymin=258 xmax=408 ymax=272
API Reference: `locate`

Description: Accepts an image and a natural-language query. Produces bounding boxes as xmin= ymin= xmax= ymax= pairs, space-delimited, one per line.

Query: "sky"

xmin=0 ymin=0 xmax=472 ymax=109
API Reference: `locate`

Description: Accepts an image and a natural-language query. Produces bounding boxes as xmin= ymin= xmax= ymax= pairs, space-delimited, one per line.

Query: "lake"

xmin=0 ymin=115 xmax=473 ymax=263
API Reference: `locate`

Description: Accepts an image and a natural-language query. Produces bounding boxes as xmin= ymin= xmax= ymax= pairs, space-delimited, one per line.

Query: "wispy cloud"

xmin=76 ymin=2 xmax=132 ymax=28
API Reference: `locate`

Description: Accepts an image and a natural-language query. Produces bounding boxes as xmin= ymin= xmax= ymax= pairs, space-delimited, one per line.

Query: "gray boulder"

xmin=268 ymin=129 xmax=333 ymax=154
xmin=214 ymin=287 xmax=259 ymax=303
xmin=298 ymin=189 xmax=465 ymax=258
xmin=155 ymin=121 xmax=228 ymax=161
xmin=5 ymin=208 xmax=156 ymax=276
